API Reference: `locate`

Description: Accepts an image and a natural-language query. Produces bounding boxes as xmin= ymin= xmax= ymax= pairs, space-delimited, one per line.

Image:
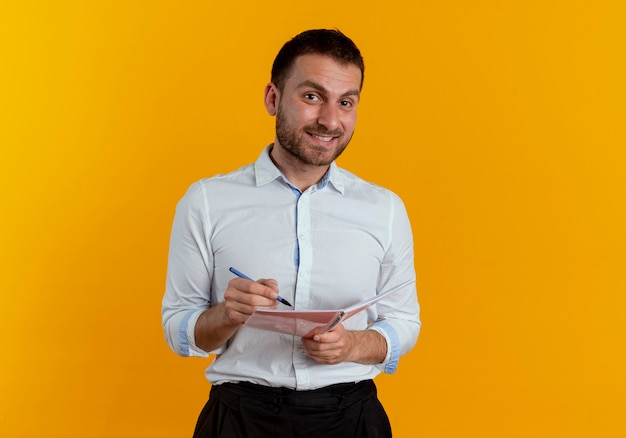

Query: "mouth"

xmin=311 ymin=134 xmax=334 ymax=142
xmin=307 ymin=131 xmax=341 ymax=143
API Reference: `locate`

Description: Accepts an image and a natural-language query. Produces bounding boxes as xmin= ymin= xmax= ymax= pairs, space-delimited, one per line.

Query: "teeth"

xmin=313 ymin=135 xmax=333 ymax=142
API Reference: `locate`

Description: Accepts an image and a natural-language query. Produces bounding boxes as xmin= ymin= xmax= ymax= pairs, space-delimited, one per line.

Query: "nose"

xmin=317 ymin=103 xmax=340 ymax=131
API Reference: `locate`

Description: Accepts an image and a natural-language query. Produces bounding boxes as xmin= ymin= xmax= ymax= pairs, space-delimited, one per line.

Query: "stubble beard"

xmin=275 ymin=106 xmax=353 ymax=167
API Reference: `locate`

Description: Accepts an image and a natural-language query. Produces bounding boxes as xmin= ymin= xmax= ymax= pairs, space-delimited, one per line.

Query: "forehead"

xmin=285 ymin=54 xmax=362 ymax=94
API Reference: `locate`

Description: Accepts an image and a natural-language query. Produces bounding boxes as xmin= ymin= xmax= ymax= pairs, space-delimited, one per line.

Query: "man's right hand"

xmin=193 ymin=277 xmax=279 ymax=352
xmin=222 ymin=277 xmax=279 ymax=325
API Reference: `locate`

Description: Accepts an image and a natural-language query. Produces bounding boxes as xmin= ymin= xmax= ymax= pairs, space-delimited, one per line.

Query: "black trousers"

xmin=192 ymin=379 xmax=392 ymax=438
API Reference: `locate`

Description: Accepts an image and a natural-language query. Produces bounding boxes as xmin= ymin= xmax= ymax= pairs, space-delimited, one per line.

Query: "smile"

xmin=308 ymin=132 xmax=338 ymax=142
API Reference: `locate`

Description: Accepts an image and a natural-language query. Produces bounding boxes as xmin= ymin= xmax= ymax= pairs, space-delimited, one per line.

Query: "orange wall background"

xmin=1 ymin=1 xmax=625 ymax=437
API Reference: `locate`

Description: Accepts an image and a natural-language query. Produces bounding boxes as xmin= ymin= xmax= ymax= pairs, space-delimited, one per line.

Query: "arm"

xmin=161 ymin=181 xmax=279 ymax=356
xmin=302 ymin=192 xmax=421 ymax=370
xmin=367 ymin=193 xmax=421 ymax=372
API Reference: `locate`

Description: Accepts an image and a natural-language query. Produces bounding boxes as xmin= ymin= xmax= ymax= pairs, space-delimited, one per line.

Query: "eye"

xmin=304 ymin=93 xmax=320 ymax=102
xmin=340 ymin=100 xmax=352 ymax=107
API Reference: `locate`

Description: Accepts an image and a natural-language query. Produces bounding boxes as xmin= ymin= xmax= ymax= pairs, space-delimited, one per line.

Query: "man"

xmin=162 ymin=29 xmax=421 ymax=437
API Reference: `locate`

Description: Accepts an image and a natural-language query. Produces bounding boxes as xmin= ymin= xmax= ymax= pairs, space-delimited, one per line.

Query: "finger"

xmin=228 ymin=278 xmax=278 ymax=304
xmin=257 ymin=278 xmax=279 ymax=293
xmin=302 ymin=336 xmax=338 ymax=352
xmin=306 ymin=347 xmax=343 ymax=364
xmin=312 ymin=330 xmax=341 ymax=343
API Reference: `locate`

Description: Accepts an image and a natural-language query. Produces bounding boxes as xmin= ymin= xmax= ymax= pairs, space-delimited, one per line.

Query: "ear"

xmin=264 ymin=83 xmax=279 ymax=116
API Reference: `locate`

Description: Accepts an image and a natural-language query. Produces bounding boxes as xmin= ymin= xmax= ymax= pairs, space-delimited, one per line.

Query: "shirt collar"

xmin=254 ymin=145 xmax=345 ymax=194
xmin=324 ymin=161 xmax=345 ymax=194
xmin=254 ymin=145 xmax=284 ymax=187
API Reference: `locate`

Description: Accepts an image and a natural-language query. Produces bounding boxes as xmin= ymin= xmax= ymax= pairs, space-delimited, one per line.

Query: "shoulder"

xmin=185 ymin=163 xmax=255 ymax=196
xmin=174 ymin=164 xmax=255 ymax=217
xmin=335 ymin=166 xmax=405 ymax=207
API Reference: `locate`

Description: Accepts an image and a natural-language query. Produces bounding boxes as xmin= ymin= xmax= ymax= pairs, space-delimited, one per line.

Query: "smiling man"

xmin=162 ymin=29 xmax=421 ymax=438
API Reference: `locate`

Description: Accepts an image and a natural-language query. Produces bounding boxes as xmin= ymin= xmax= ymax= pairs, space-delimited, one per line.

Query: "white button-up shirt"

xmin=162 ymin=146 xmax=421 ymax=390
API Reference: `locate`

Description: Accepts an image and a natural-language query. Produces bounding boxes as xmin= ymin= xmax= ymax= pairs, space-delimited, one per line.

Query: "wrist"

xmin=348 ymin=330 xmax=387 ymax=364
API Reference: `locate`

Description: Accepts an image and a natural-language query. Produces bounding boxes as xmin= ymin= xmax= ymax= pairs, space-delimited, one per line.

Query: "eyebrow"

xmin=296 ymin=79 xmax=360 ymax=99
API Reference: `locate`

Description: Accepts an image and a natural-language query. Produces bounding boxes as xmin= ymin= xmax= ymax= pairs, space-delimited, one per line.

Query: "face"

xmin=265 ymin=54 xmax=362 ymax=168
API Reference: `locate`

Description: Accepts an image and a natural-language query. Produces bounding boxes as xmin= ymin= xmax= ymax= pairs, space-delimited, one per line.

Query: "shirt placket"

xmin=293 ymin=187 xmax=314 ymax=389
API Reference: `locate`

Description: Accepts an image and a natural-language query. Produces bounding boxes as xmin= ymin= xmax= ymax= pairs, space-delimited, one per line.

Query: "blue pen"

xmin=228 ymin=267 xmax=292 ymax=307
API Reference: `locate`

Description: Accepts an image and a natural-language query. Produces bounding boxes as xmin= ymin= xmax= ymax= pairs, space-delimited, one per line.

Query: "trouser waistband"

xmin=213 ymin=380 xmax=376 ymax=409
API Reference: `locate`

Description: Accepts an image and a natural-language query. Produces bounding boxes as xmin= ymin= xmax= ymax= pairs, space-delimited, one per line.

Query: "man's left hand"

xmin=302 ymin=325 xmax=387 ymax=365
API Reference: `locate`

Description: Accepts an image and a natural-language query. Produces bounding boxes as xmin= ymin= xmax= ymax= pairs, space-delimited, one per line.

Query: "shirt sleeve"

xmin=368 ymin=192 xmax=421 ymax=374
xmin=161 ymin=181 xmax=224 ymax=357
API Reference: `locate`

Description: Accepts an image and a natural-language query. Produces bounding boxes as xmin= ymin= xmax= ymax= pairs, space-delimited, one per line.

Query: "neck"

xmin=269 ymin=144 xmax=330 ymax=192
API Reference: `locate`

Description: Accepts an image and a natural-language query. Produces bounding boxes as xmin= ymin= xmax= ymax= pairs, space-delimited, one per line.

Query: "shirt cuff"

xmin=177 ymin=310 xmax=204 ymax=357
xmin=179 ymin=310 xmax=226 ymax=357
xmin=369 ymin=321 xmax=401 ymax=374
